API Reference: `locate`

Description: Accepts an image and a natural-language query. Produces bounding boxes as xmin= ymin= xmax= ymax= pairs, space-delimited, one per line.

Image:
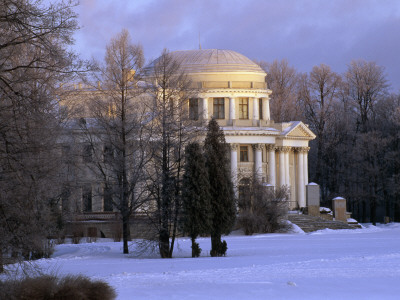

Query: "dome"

xmin=148 ymin=49 xmax=266 ymax=74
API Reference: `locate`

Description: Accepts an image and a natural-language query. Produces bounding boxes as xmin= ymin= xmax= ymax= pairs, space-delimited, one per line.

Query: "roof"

xmin=146 ymin=49 xmax=266 ymax=74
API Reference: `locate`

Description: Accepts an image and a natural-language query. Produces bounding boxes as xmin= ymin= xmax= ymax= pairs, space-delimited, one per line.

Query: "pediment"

xmin=282 ymin=121 xmax=316 ymax=140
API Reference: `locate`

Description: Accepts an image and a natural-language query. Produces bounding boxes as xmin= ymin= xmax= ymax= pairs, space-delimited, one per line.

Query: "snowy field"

xmin=10 ymin=223 xmax=400 ymax=299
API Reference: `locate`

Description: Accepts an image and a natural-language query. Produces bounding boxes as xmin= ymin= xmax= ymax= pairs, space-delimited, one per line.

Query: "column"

xmin=229 ymin=97 xmax=235 ymax=125
xmin=230 ymin=143 xmax=238 ymax=197
xmin=252 ymin=97 xmax=259 ymax=120
xmin=262 ymin=97 xmax=270 ymax=121
xmin=303 ymin=147 xmax=309 ymax=185
xmin=266 ymin=144 xmax=276 ymax=186
xmin=284 ymin=147 xmax=290 ymax=187
xmin=278 ymin=147 xmax=285 ymax=187
xmin=202 ymin=97 xmax=208 ymax=121
xmin=253 ymin=97 xmax=259 ymax=126
xmin=297 ymin=148 xmax=305 ymax=208
xmin=253 ymin=144 xmax=263 ymax=181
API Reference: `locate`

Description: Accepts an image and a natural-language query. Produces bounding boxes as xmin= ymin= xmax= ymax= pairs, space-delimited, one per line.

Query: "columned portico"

xmin=230 ymin=143 xmax=239 ymax=197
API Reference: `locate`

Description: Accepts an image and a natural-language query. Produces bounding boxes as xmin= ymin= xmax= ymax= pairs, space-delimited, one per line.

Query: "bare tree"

xmin=298 ymin=64 xmax=341 ymax=201
xmin=260 ymin=59 xmax=301 ymax=122
xmin=77 ymin=29 xmax=152 ymax=254
xmin=144 ymin=49 xmax=197 ymax=258
xmin=0 ymin=0 xmax=81 ymax=271
xmin=345 ymin=60 xmax=388 ymax=133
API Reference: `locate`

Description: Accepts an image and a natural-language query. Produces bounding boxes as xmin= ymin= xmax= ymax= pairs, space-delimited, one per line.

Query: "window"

xmin=103 ymin=144 xmax=113 ymax=163
xmin=82 ymin=185 xmax=92 ymax=212
xmin=240 ymin=146 xmax=249 ymax=162
xmin=103 ymin=186 xmax=113 ymax=212
xmin=213 ymin=98 xmax=225 ymax=119
xmin=189 ymin=98 xmax=199 ymax=120
xmin=83 ymin=144 xmax=92 ymax=162
xmin=239 ymin=98 xmax=248 ymax=119
xmin=259 ymin=98 xmax=263 ymax=120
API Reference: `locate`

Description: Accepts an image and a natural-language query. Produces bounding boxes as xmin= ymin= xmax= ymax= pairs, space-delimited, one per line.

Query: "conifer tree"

xmin=204 ymin=118 xmax=236 ymax=256
xmin=182 ymin=142 xmax=211 ymax=257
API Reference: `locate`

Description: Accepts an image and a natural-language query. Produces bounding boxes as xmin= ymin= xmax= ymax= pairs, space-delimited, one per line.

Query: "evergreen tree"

xmin=182 ymin=142 xmax=211 ymax=257
xmin=204 ymin=119 xmax=236 ymax=256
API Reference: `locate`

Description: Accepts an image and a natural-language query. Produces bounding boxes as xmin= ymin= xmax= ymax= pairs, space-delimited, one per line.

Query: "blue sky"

xmin=73 ymin=0 xmax=400 ymax=92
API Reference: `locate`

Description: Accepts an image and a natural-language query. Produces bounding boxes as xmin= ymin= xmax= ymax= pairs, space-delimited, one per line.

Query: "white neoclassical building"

xmin=167 ymin=49 xmax=316 ymax=209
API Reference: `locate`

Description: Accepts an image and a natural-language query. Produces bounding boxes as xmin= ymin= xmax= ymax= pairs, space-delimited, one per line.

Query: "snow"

xmin=6 ymin=223 xmax=400 ymax=299
xmin=320 ymin=207 xmax=332 ymax=213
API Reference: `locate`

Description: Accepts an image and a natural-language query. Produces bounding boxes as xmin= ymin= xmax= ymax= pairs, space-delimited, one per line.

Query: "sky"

xmin=73 ymin=0 xmax=400 ymax=92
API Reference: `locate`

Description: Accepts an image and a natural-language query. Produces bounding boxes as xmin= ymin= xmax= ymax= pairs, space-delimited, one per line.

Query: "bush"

xmin=238 ymin=181 xmax=290 ymax=235
xmin=210 ymin=239 xmax=227 ymax=257
xmin=0 ymin=274 xmax=116 ymax=300
xmin=191 ymin=241 xmax=202 ymax=258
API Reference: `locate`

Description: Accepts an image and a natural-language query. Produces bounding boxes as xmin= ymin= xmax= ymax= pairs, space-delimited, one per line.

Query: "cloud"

xmin=73 ymin=0 xmax=400 ymax=91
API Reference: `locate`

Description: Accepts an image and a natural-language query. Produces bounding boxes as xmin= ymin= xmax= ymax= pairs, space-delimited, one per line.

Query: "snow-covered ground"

xmin=9 ymin=223 xmax=400 ymax=299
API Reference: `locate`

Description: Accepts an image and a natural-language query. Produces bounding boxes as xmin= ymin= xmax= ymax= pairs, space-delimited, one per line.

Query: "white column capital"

xmin=230 ymin=143 xmax=239 ymax=151
xmin=252 ymin=143 xmax=264 ymax=151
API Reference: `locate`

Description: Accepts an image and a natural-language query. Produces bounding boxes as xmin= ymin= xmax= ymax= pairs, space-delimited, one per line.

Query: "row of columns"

xmin=230 ymin=143 xmax=310 ymax=208
xmin=202 ymin=97 xmax=270 ymax=121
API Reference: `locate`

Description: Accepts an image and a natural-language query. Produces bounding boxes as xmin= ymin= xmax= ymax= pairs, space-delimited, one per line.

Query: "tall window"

xmin=240 ymin=146 xmax=249 ymax=162
xmin=239 ymin=98 xmax=249 ymax=119
xmin=103 ymin=186 xmax=113 ymax=212
xmin=82 ymin=185 xmax=92 ymax=212
xmin=189 ymin=98 xmax=199 ymax=120
xmin=259 ymin=98 xmax=263 ymax=120
xmin=213 ymin=98 xmax=225 ymax=119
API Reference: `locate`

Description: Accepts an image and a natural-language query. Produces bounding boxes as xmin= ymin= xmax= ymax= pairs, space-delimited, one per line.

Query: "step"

xmin=288 ymin=214 xmax=356 ymax=232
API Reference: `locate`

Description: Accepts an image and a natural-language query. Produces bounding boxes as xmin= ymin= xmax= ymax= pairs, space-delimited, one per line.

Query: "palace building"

xmin=61 ymin=49 xmax=316 ymax=239
xmin=165 ymin=49 xmax=316 ymax=209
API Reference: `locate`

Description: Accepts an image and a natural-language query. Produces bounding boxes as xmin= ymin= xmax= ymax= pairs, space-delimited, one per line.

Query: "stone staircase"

xmin=288 ymin=213 xmax=356 ymax=232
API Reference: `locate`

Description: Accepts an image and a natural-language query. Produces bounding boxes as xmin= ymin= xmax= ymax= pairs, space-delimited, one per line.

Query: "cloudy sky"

xmin=73 ymin=0 xmax=400 ymax=92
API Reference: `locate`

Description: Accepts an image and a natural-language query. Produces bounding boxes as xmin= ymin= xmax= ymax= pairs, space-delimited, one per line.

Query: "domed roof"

xmin=147 ymin=49 xmax=266 ymax=74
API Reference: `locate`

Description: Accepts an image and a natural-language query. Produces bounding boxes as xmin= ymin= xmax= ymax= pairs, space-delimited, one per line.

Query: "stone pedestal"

xmin=332 ymin=197 xmax=347 ymax=223
xmin=306 ymin=183 xmax=320 ymax=216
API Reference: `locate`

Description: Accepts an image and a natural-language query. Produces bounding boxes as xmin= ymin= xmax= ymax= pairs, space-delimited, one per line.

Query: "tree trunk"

xmin=210 ymin=233 xmax=221 ymax=257
xmin=159 ymin=228 xmax=170 ymax=258
xmin=191 ymin=237 xmax=196 ymax=258
xmin=122 ymin=213 xmax=130 ymax=254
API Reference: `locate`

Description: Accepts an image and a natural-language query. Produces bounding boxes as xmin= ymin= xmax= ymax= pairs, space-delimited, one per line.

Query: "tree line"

xmin=260 ymin=59 xmax=400 ymax=224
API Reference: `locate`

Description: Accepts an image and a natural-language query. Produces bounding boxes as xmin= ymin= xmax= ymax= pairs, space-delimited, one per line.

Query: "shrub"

xmin=0 ymin=274 xmax=116 ymax=300
xmin=191 ymin=241 xmax=202 ymax=258
xmin=238 ymin=180 xmax=290 ymax=235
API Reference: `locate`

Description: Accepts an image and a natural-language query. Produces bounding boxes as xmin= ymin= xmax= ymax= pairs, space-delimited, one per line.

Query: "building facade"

xmin=164 ymin=49 xmax=315 ymax=209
